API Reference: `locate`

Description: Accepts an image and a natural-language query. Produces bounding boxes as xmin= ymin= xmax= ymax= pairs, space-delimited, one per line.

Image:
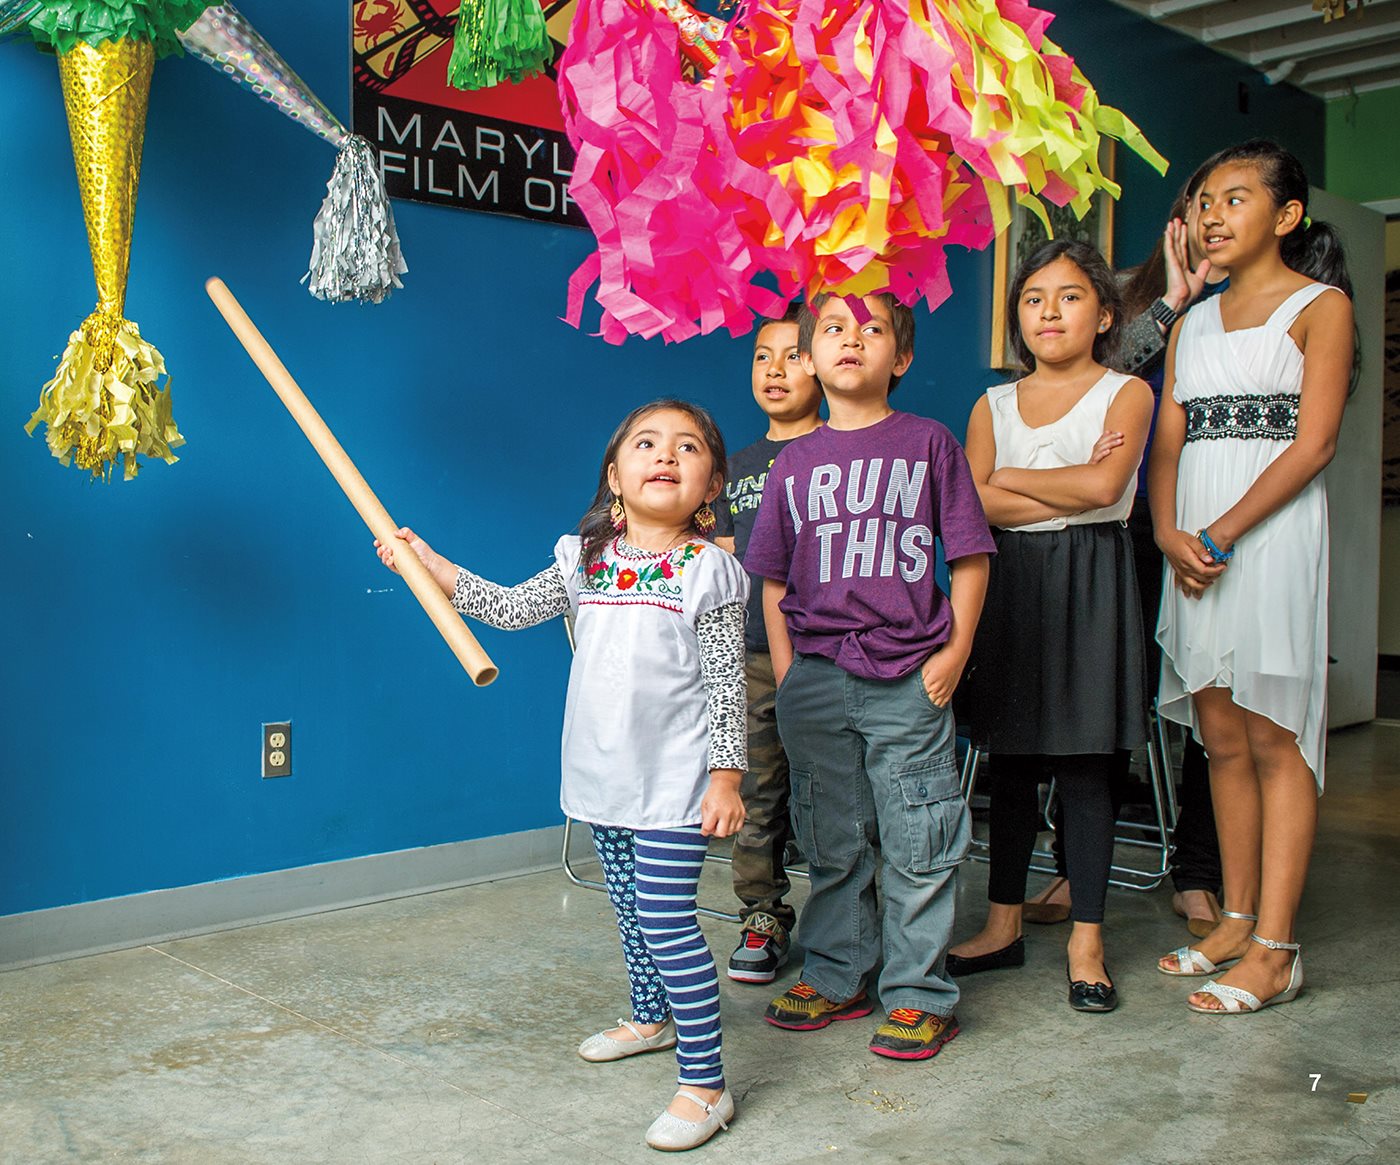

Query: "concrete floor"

xmin=2 ymin=725 xmax=1396 ymax=1165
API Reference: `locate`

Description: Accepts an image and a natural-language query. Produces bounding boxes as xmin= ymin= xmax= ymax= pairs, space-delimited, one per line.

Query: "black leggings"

xmin=987 ymin=754 xmax=1116 ymax=925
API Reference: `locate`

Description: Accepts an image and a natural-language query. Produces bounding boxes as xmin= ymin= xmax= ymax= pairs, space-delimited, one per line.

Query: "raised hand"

xmin=373 ymin=527 xmax=457 ymax=594
xmin=1163 ymin=218 xmax=1213 ymax=313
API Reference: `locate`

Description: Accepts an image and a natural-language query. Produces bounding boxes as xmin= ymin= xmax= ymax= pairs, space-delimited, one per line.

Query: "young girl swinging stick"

xmin=377 ymin=399 xmax=749 ymax=1149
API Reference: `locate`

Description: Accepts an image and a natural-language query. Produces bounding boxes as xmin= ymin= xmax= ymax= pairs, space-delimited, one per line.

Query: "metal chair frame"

xmin=561 ymin=820 xmax=811 ymax=923
xmin=957 ymin=705 xmax=1179 ymax=892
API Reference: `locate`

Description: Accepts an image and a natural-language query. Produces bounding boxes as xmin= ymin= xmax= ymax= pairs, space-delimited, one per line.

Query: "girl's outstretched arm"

xmin=965 ymin=397 xmax=1074 ymax=528
xmin=1148 ymin=333 xmax=1225 ymax=597
xmin=989 ymin=378 xmax=1155 ymax=511
xmin=376 ymin=527 xmax=569 ymax=630
xmin=1202 ymin=289 xmax=1354 ymax=554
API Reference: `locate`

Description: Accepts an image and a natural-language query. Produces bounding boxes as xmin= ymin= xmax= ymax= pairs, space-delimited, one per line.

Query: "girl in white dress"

xmin=1150 ymin=141 xmax=1354 ymax=1014
xmin=376 ymin=400 xmax=749 ymax=1149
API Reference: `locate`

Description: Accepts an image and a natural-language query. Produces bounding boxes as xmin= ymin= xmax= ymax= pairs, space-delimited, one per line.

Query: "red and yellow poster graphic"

xmin=351 ymin=0 xmax=585 ymax=226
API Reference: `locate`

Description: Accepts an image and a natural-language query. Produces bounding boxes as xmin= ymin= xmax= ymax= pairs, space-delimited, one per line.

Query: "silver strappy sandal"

xmin=1187 ymin=933 xmax=1303 ymax=1015
xmin=1158 ymin=909 xmax=1255 ymax=976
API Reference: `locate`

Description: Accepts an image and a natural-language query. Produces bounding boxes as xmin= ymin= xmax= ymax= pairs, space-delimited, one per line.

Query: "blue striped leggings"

xmin=589 ymin=824 xmax=724 ymax=1088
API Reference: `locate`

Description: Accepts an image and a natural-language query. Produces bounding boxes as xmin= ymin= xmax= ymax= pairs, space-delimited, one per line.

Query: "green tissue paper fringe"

xmin=448 ymin=0 xmax=552 ymax=90
xmin=29 ymin=0 xmax=210 ymax=58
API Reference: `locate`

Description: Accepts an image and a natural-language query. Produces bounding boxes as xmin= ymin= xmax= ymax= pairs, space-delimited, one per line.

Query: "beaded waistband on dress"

xmin=1184 ymin=393 xmax=1298 ymax=442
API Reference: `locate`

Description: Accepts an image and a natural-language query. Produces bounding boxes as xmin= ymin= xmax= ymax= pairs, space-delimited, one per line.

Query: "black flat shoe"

xmin=946 ymin=936 xmax=1025 ymax=977
xmin=1067 ymin=963 xmax=1118 ymax=1012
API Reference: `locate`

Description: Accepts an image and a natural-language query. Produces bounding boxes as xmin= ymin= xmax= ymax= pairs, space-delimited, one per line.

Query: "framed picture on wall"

xmin=351 ymin=0 xmax=588 ymax=227
xmin=989 ymin=140 xmax=1117 ymax=370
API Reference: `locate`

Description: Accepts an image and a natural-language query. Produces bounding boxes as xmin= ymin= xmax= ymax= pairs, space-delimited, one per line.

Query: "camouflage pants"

xmin=731 ymin=650 xmax=796 ymax=930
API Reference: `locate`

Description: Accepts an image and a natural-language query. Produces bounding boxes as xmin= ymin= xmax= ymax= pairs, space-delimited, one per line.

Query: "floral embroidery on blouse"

xmin=449 ymin=539 xmax=746 ymax=771
xmin=579 ymin=539 xmax=705 ymax=610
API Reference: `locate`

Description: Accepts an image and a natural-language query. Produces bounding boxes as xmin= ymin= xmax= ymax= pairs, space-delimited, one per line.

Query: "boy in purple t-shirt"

xmin=745 ymin=292 xmax=994 ymax=1060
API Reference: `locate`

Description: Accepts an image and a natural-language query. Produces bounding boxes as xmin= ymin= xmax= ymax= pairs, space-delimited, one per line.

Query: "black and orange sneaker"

xmin=868 ymin=1008 xmax=959 ymax=1060
xmin=764 ymin=982 xmax=873 ymax=1030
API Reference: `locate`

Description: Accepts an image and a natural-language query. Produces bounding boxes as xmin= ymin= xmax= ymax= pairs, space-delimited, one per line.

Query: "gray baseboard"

xmin=0 ymin=824 xmax=598 ymax=973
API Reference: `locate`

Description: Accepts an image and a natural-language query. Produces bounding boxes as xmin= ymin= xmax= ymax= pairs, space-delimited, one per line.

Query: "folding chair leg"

xmin=963 ymin=718 xmax=1177 ymax=892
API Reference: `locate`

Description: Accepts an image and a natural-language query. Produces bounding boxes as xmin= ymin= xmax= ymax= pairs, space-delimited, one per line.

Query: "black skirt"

xmin=960 ymin=522 xmax=1147 ymax=755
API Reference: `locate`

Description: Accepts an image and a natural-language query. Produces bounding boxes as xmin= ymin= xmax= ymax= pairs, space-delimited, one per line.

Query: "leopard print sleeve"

xmin=451 ymin=564 xmax=570 ymax=630
xmin=696 ymin=600 xmax=748 ymax=772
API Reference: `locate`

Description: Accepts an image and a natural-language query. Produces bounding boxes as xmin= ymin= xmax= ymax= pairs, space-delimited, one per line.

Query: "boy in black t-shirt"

xmin=713 ymin=307 xmax=824 ymax=983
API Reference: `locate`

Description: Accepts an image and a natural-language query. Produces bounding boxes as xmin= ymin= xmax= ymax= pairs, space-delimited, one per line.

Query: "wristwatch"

xmin=1148 ymin=297 xmax=1182 ymax=330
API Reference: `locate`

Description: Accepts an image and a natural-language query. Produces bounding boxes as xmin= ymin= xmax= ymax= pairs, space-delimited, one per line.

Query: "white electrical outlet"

xmin=262 ymin=722 xmax=292 ymax=778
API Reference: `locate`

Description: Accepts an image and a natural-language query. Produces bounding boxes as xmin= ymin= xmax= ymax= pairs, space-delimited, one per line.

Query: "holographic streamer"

xmin=177 ymin=3 xmax=346 ymax=147
xmin=0 ymin=1 xmax=40 ymax=38
xmin=178 ymin=4 xmax=408 ymax=302
xmin=304 ymin=135 xmax=407 ymax=304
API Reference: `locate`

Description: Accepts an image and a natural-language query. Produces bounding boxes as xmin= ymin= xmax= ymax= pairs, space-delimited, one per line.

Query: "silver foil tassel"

xmin=303 ymin=135 xmax=408 ymax=304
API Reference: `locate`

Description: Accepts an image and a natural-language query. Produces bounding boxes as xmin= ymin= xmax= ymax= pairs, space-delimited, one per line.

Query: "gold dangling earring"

xmin=610 ymin=496 xmax=627 ymax=533
xmin=694 ymin=503 xmax=716 ymax=536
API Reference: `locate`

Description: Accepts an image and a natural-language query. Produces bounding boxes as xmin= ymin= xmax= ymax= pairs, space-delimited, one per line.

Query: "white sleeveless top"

xmin=986 ymin=370 xmax=1138 ymax=532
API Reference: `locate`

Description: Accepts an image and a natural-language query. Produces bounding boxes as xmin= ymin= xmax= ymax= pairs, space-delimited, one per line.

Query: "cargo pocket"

xmin=891 ymin=755 xmax=969 ymax=874
xmin=788 ymin=768 xmax=819 ymax=867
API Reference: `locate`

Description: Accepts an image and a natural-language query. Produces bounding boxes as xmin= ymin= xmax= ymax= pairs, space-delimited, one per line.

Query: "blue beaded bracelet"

xmin=1196 ymin=528 xmax=1234 ymax=563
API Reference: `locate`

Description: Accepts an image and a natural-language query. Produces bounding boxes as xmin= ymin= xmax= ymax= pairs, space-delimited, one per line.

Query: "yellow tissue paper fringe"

xmin=26 ymin=307 xmax=183 ymax=482
xmin=918 ymin=0 xmax=1167 ymax=216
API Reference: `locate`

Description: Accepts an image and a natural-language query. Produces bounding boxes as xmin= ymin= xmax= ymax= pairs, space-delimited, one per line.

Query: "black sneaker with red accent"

xmin=868 ymin=1008 xmax=959 ymax=1060
xmin=727 ymin=912 xmax=791 ymax=983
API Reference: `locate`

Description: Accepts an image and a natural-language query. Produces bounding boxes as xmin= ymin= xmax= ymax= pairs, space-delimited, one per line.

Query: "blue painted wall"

xmin=0 ymin=1 xmax=1323 ymax=916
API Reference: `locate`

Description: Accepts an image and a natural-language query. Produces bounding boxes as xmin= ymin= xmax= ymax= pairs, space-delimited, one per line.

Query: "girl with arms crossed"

xmin=952 ymin=240 xmax=1153 ymax=1013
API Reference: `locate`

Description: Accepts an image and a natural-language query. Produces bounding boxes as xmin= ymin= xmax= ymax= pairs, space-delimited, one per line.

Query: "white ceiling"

xmin=1105 ymin=0 xmax=1400 ymax=99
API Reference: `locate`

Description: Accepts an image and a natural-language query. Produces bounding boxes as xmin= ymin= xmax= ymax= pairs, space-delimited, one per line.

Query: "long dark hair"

xmin=1120 ymin=153 xmax=1221 ymax=321
xmin=1007 ymin=239 xmax=1123 ymax=371
xmin=1202 ymin=139 xmax=1353 ymax=298
xmin=578 ymin=399 xmax=729 ymax=569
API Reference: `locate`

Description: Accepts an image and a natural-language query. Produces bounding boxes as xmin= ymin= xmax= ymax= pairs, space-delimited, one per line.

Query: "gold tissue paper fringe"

xmin=26 ymin=306 xmax=184 ymax=482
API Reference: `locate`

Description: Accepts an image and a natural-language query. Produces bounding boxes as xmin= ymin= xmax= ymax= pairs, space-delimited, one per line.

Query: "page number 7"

xmin=1309 ymin=1074 xmax=1322 ymax=1092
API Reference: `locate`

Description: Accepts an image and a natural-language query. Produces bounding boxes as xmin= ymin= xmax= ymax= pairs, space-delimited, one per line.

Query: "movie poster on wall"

xmin=350 ymin=0 xmax=586 ymax=227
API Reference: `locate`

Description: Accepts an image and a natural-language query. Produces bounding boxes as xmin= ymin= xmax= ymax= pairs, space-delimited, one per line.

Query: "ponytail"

xmin=1282 ymin=218 xmax=1353 ymax=300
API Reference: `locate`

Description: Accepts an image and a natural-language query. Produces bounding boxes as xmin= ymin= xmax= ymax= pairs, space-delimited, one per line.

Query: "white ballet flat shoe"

xmin=577 ymin=1017 xmax=677 ymax=1063
xmin=644 ymin=1088 xmax=734 ymax=1152
xmin=1186 ymin=935 xmax=1303 ymax=1015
